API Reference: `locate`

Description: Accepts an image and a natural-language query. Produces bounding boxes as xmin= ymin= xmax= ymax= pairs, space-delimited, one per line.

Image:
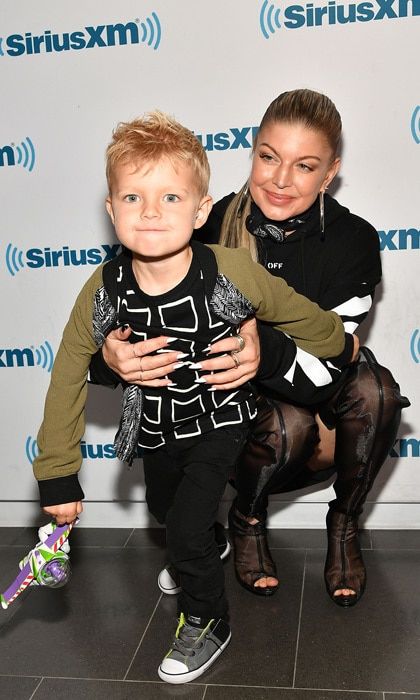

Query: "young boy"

xmin=33 ymin=111 xmax=346 ymax=684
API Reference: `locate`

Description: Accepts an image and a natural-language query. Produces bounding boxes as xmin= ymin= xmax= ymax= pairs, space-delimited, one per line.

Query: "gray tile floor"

xmin=1 ymin=525 xmax=420 ymax=699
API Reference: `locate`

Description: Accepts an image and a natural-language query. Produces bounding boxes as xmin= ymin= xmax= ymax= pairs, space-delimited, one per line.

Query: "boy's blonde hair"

xmin=106 ymin=110 xmax=210 ymax=197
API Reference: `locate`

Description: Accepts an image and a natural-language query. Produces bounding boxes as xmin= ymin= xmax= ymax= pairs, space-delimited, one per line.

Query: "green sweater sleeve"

xmin=33 ymin=265 xmax=104 ymax=491
xmin=209 ymin=244 xmax=345 ymax=358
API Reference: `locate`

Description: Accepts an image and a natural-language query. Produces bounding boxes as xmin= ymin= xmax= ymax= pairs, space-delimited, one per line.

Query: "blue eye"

xmin=124 ymin=194 xmax=139 ymax=202
xmin=164 ymin=194 xmax=180 ymax=203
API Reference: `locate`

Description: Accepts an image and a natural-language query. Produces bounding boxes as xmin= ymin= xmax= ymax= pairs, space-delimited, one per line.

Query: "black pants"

xmin=143 ymin=423 xmax=249 ymax=620
xmin=236 ymin=347 xmax=409 ymax=518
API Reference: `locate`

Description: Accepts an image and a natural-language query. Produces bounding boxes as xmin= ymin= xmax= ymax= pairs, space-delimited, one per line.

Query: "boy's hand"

xmin=43 ymin=502 xmax=83 ymax=525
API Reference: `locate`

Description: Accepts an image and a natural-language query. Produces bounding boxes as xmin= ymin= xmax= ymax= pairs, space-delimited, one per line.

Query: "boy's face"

xmin=106 ymin=157 xmax=212 ymax=261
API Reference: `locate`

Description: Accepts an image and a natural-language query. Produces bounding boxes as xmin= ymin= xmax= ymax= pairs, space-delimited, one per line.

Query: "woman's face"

xmin=249 ymin=121 xmax=340 ymax=221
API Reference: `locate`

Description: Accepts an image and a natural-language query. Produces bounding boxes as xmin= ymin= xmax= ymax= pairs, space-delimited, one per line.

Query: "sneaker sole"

xmin=157 ymin=630 xmax=231 ymax=684
xmin=158 ymin=576 xmax=181 ymax=596
xmin=158 ymin=539 xmax=231 ymax=596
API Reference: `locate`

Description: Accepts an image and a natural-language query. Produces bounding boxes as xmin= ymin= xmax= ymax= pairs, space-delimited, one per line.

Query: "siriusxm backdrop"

xmin=1 ymin=1 xmax=418 ymax=527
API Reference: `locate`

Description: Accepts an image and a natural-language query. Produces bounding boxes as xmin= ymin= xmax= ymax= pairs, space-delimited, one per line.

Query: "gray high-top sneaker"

xmin=158 ymin=613 xmax=231 ymax=684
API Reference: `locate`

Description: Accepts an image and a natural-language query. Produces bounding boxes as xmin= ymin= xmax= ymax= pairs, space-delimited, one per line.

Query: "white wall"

xmin=1 ymin=1 xmax=418 ymax=527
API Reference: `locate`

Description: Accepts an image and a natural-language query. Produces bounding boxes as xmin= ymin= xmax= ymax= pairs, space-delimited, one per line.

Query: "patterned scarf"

xmin=245 ymin=197 xmax=319 ymax=243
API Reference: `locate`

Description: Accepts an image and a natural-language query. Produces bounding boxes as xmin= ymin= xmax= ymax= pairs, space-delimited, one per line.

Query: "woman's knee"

xmin=236 ymin=399 xmax=319 ymax=503
xmin=343 ymin=348 xmax=409 ymax=429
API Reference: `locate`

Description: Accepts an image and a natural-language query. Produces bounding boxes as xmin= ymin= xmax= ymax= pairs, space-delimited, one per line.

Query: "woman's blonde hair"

xmin=106 ymin=110 xmax=210 ymax=198
xmin=219 ymin=89 xmax=342 ymax=259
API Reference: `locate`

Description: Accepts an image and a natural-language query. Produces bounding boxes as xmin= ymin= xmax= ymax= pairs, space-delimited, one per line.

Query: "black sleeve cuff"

xmin=38 ymin=474 xmax=85 ymax=508
xmin=256 ymin=322 xmax=291 ymax=381
xmin=88 ymin=349 xmax=120 ymax=388
xmin=328 ymin=332 xmax=355 ymax=368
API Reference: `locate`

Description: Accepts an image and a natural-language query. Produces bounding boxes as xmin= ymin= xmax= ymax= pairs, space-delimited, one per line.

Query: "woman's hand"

xmin=102 ymin=326 xmax=181 ymax=387
xmin=199 ymin=317 xmax=260 ymax=390
xmin=43 ymin=501 xmax=83 ymax=525
xmin=102 ymin=319 xmax=260 ymax=390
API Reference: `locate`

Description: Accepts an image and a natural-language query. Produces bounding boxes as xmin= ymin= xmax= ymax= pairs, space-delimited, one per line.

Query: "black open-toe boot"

xmin=324 ymin=510 xmax=366 ymax=608
xmin=228 ymin=501 xmax=278 ymax=596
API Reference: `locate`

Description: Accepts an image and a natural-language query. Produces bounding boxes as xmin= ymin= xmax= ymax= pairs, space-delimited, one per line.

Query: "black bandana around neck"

xmin=245 ymin=197 xmax=319 ymax=243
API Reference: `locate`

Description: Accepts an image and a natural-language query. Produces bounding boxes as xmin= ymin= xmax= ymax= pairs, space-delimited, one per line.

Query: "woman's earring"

xmin=319 ymin=189 xmax=325 ymax=237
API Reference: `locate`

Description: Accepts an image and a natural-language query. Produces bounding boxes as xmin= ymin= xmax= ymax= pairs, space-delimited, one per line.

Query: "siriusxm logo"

xmin=25 ymin=437 xmax=143 ymax=463
xmin=259 ymin=0 xmax=419 ymax=37
xmin=25 ymin=437 xmax=116 ymax=464
xmin=411 ymin=106 xmax=420 ymax=144
xmin=378 ymin=228 xmax=419 ymax=251
xmin=0 ymin=137 xmax=35 ymax=172
xmin=390 ymin=437 xmax=420 ymax=458
xmin=1 ymin=342 xmax=54 ymax=371
xmin=5 ymin=243 xmax=120 ymax=276
xmin=411 ymin=329 xmax=420 ymax=363
xmin=0 ymin=14 xmax=161 ymax=58
xmin=195 ymin=127 xmax=259 ymax=152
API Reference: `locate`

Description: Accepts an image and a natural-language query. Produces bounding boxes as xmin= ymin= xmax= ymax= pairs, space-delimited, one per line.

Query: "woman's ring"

xmin=235 ymin=334 xmax=246 ymax=352
xmin=231 ymin=352 xmax=241 ymax=369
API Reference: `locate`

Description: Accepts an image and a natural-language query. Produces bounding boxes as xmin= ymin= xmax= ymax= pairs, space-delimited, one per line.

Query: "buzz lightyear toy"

xmin=1 ymin=518 xmax=78 ymax=610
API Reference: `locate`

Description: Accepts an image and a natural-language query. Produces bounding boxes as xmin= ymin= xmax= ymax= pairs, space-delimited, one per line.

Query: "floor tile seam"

xmin=0 ymin=543 xmax=127 ymax=549
xmin=0 ymin=544 xmax=165 ymax=551
xmin=0 ymin=673 xmax=196 ymax=684
xmin=197 ymin=683 xmax=392 ymax=694
xmin=122 ymin=528 xmax=136 ymax=547
xmin=268 ymin=544 xmax=420 ymax=551
xmin=268 ymin=545 xmax=372 ymax=551
xmin=292 ymin=549 xmax=307 ymax=688
xmin=0 ymin=673 xmax=42 ymax=680
xmin=122 ymin=592 xmax=163 ymax=681
xmin=28 ymin=677 xmax=44 ymax=700
xmin=150 ymin=680 xmax=385 ymax=692
xmin=3 ymin=674 xmax=409 ymax=694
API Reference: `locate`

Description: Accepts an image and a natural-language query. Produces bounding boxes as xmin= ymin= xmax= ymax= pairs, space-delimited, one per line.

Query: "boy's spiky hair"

xmin=106 ymin=110 xmax=210 ymax=197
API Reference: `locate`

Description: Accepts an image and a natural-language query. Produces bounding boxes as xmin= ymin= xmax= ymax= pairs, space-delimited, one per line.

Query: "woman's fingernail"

xmin=165 ymin=337 xmax=177 ymax=343
xmin=167 ymin=382 xmax=177 ymax=387
xmin=188 ymin=362 xmax=202 ymax=369
xmin=173 ymin=362 xmax=186 ymax=369
xmin=194 ymin=378 xmax=207 ymax=384
xmin=176 ymin=353 xmax=189 ymax=359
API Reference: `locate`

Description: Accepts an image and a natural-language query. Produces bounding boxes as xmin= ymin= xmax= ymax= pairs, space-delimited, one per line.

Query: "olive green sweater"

xmin=34 ymin=243 xmax=345 ymax=506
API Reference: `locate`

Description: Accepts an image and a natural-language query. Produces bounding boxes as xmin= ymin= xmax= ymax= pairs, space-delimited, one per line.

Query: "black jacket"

xmin=198 ymin=193 xmax=381 ymax=405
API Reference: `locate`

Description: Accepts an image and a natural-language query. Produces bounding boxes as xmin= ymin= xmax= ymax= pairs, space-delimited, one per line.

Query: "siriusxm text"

xmin=0 ymin=145 xmax=15 ymax=166
xmin=275 ymin=0 xmax=419 ymax=28
xmin=0 ymin=348 xmax=36 ymax=368
xmin=195 ymin=127 xmax=259 ymax=152
xmin=80 ymin=441 xmax=143 ymax=459
xmin=25 ymin=244 xmax=120 ymax=268
xmin=378 ymin=228 xmax=419 ymax=251
xmin=390 ymin=438 xmax=420 ymax=458
xmin=3 ymin=22 xmax=145 ymax=57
